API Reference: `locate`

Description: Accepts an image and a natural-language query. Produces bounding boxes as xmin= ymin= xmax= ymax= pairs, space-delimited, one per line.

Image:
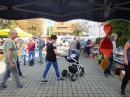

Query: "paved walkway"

xmin=0 ymin=47 xmax=130 ymax=97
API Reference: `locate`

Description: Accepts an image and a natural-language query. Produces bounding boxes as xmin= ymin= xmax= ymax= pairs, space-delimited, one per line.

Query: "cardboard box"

xmin=120 ymin=70 xmax=130 ymax=82
xmin=114 ymin=65 xmax=124 ymax=75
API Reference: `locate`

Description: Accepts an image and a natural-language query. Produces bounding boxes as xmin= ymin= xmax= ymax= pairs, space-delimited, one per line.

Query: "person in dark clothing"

xmin=120 ymin=39 xmax=130 ymax=96
xmin=15 ymin=41 xmax=26 ymax=77
xmin=103 ymin=33 xmax=118 ymax=77
xmin=85 ymin=39 xmax=92 ymax=57
xmin=41 ymin=35 xmax=64 ymax=84
xmin=76 ymin=39 xmax=81 ymax=50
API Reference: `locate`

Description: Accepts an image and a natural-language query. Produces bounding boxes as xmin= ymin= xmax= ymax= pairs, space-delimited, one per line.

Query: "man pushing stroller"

xmin=62 ymin=40 xmax=84 ymax=81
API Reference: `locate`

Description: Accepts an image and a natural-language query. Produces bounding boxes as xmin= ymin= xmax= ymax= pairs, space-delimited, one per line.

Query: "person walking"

xmin=41 ymin=35 xmax=64 ymax=83
xmin=103 ymin=33 xmax=118 ymax=77
xmin=19 ymin=44 xmax=26 ymax=65
xmin=15 ymin=41 xmax=26 ymax=77
xmin=0 ymin=29 xmax=26 ymax=90
xmin=85 ymin=39 xmax=92 ymax=57
xmin=27 ymin=38 xmax=35 ymax=65
xmin=76 ymin=39 xmax=81 ymax=51
xmin=81 ymin=38 xmax=86 ymax=55
xmin=120 ymin=39 xmax=130 ymax=96
xmin=70 ymin=37 xmax=76 ymax=48
xmin=37 ymin=35 xmax=45 ymax=64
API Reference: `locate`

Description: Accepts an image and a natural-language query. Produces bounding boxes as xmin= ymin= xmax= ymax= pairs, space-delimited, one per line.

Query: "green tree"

xmin=108 ymin=20 xmax=130 ymax=47
xmin=1 ymin=20 xmax=12 ymax=29
xmin=108 ymin=20 xmax=130 ymax=37
xmin=22 ymin=19 xmax=45 ymax=36
xmin=46 ymin=26 xmax=53 ymax=36
xmin=0 ymin=19 xmax=45 ymax=36
xmin=95 ymin=38 xmax=102 ymax=44
xmin=0 ymin=19 xmax=3 ymax=29
xmin=70 ymin=21 xmax=90 ymax=36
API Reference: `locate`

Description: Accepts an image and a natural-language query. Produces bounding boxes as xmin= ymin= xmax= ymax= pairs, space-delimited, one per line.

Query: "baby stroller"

xmin=62 ymin=48 xmax=84 ymax=81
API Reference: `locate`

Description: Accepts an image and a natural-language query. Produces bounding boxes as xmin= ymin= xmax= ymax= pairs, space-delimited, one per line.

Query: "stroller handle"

xmin=61 ymin=55 xmax=68 ymax=57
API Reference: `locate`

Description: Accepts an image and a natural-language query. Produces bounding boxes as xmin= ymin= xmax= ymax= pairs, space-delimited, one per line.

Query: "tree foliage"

xmin=108 ymin=20 xmax=130 ymax=47
xmin=108 ymin=20 xmax=130 ymax=37
xmin=95 ymin=38 xmax=102 ymax=44
xmin=117 ymin=36 xmax=130 ymax=48
xmin=70 ymin=21 xmax=90 ymax=36
xmin=46 ymin=26 xmax=53 ymax=36
xmin=0 ymin=19 xmax=45 ymax=36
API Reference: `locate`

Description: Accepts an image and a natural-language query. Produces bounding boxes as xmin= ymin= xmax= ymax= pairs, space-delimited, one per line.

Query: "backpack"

xmin=30 ymin=58 xmax=34 ymax=66
xmin=40 ymin=39 xmax=45 ymax=48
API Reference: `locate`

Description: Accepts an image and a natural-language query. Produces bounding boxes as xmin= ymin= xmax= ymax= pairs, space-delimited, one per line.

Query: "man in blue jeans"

xmin=103 ymin=33 xmax=118 ymax=77
xmin=38 ymin=35 xmax=44 ymax=64
xmin=104 ymin=53 xmax=113 ymax=77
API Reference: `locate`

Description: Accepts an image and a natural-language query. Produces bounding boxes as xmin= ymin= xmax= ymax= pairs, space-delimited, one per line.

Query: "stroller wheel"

xmin=62 ymin=70 xmax=68 ymax=77
xmin=71 ymin=74 xmax=77 ymax=81
xmin=80 ymin=68 xmax=84 ymax=76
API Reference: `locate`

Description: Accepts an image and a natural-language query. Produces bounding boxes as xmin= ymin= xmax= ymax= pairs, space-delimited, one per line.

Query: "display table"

xmin=116 ymin=51 xmax=123 ymax=56
xmin=114 ymin=51 xmax=124 ymax=65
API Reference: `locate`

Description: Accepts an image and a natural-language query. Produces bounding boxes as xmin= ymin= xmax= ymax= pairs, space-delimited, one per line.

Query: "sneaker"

xmin=39 ymin=61 xmax=43 ymax=64
xmin=103 ymin=73 xmax=108 ymax=77
xmin=17 ymin=84 xmax=27 ymax=88
xmin=20 ymin=74 xmax=27 ymax=77
xmin=7 ymin=77 xmax=13 ymax=81
xmin=58 ymin=78 xmax=64 ymax=82
xmin=108 ymin=73 xmax=114 ymax=77
xmin=120 ymin=89 xmax=125 ymax=97
xmin=0 ymin=84 xmax=8 ymax=90
xmin=41 ymin=80 xmax=48 ymax=84
xmin=40 ymin=62 xmax=43 ymax=64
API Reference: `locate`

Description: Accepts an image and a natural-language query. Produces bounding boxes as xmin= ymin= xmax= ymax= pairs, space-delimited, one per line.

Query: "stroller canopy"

xmin=0 ymin=0 xmax=130 ymax=22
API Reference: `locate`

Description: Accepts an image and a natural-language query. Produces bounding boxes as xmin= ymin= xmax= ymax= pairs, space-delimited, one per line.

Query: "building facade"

xmin=88 ymin=21 xmax=106 ymax=38
xmin=53 ymin=22 xmax=74 ymax=36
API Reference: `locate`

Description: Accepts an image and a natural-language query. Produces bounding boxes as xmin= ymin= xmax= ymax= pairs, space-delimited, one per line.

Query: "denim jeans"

xmin=85 ymin=47 xmax=91 ymax=57
xmin=38 ymin=48 xmax=43 ymax=63
xmin=19 ymin=55 xmax=26 ymax=65
xmin=17 ymin=57 xmax=22 ymax=76
xmin=28 ymin=50 xmax=35 ymax=65
xmin=104 ymin=53 xmax=113 ymax=74
xmin=0 ymin=61 xmax=21 ymax=87
xmin=43 ymin=61 xmax=60 ymax=78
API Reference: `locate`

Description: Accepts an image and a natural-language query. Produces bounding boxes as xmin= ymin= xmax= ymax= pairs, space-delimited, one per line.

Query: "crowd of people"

xmin=0 ymin=29 xmax=130 ymax=97
xmin=68 ymin=37 xmax=100 ymax=59
xmin=0 ymin=29 xmax=100 ymax=89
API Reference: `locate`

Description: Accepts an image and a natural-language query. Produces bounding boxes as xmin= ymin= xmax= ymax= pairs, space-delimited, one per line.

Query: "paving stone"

xmin=0 ymin=47 xmax=129 ymax=97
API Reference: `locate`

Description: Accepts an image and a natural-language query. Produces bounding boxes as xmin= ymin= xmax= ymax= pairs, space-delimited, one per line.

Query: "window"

xmin=57 ymin=27 xmax=68 ymax=30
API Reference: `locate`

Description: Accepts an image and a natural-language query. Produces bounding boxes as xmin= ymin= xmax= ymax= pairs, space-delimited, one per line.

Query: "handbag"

xmin=95 ymin=53 xmax=102 ymax=61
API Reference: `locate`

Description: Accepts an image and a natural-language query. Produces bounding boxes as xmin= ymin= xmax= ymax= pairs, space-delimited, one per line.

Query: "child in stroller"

xmin=62 ymin=47 xmax=84 ymax=81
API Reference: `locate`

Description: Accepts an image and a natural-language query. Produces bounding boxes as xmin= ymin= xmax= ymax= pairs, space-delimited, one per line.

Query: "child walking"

xmin=19 ymin=44 xmax=26 ymax=65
